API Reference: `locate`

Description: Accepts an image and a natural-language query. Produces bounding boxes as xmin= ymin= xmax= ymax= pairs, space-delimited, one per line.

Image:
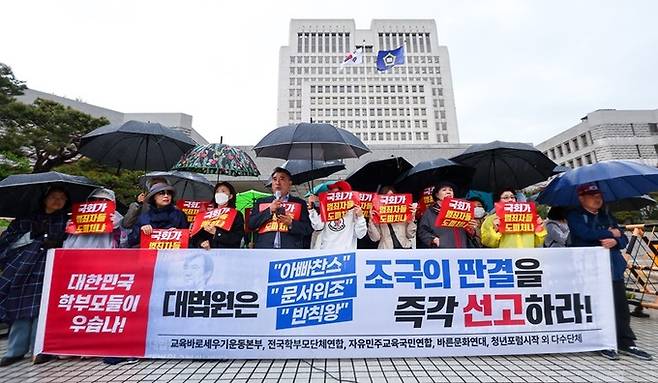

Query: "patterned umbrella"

xmin=173 ymin=143 xmax=260 ymax=180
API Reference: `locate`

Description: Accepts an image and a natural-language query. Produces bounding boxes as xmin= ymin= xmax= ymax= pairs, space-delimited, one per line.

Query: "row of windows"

xmin=290 ymin=55 xmax=441 ymax=65
xmin=559 ymin=153 xmax=594 ymax=168
xmin=289 ymin=66 xmax=442 ymax=76
xmin=378 ymin=32 xmax=432 ymax=53
xmin=297 ymin=32 xmax=350 ymax=54
xmin=308 ymin=116 xmax=430 ymax=129
xmin=545 ymin=133 xmax=591 ymax=160
xmin=289 ymin=77 xmax=446 ymax=89
xmin=310 ymin=107 xmax=429 ymax=118
xmin=310 ymin=84 xmax=425 ymax=94
xmin=307 ymin=96 xmax=429 ymax=105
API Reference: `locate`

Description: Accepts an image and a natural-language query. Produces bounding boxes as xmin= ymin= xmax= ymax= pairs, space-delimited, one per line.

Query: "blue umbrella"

xmin=536 ymin=160 xmax=658 ymax=206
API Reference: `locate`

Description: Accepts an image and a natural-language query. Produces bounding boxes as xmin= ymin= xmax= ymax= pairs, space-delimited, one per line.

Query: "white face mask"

xmin=215 ymin=192 xmax=230 ymax=206
xmin=474 ymin=206 xmax=486 ymax=219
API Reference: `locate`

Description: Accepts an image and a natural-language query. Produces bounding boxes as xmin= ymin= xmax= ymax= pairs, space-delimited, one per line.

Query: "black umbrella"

xmin=253 ymin=123 xmax=370 ymax=161
xmin=266 ymin=160 xmax=346 ymax=186
xmin=346 ymin=157 xmax=413 ymax=192
xmin=451 ymin=140 xmax=558 ymax=192
xmin=394 ymin=158 xmax=475 ymax=197
xmin=138 ymin=171 xmax=214 ymax=201
xmin=79 ymin=120 xmax=196 ymax=172
xmin=0 ymin=171 xmax=100 ymax=218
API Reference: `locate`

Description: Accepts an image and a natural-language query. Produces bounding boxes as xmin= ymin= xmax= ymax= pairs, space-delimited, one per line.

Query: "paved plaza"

xmin=0 ymin=312 xmax=656 ymax=383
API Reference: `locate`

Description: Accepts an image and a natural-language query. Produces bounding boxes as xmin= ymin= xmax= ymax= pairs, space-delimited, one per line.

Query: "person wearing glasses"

xmin=127 ymin=183 xmax=188 ymax=247
xmin=481 ymin=188 xmax=546 ymax=248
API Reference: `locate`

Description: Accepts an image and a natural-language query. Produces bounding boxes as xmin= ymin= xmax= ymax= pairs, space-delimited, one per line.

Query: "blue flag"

xmin=376 ymin=46 xmax=405 ymax=71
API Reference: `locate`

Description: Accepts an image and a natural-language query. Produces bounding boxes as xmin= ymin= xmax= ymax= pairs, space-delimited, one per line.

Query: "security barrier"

xmin=624 ymin=224 xmax=658 ymax=310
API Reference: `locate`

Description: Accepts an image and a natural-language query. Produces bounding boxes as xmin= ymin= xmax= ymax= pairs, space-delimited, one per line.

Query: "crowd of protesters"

xmin=0 ymin=165 xmax=652 ymax=367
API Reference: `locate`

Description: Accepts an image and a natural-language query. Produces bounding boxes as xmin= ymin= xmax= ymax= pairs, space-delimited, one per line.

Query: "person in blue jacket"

xmin=128 ymin=182 xmax=188 ymax=247
xmin=567 ymin=182 xmax=652 ymax=361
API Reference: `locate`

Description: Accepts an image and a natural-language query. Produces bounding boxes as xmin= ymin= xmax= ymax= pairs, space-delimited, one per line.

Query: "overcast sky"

xmin=4 ymin=0 xmax=657 ymax=146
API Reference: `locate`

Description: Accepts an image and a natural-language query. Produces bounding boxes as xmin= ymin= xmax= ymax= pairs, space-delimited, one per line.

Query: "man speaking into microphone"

xmin=248 ymin=167 xmax=313 ymax=249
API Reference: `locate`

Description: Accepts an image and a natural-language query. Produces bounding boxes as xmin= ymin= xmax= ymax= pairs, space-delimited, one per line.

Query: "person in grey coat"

xmin=543 ymin=206 xmax=570 ymax=248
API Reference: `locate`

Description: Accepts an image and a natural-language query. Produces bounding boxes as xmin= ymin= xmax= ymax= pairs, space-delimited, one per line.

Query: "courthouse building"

xmin=278 ymin=19 xmax=459 ymax=145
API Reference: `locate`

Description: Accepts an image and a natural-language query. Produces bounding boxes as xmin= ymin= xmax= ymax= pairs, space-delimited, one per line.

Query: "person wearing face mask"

xmin=467 ymin=196 xmax=487 ymax=248
xmin=127 ymin=183 xmax=189 ymax=247
xmin=418 ymin=181 xmax=476 ymax=248
xmin=191 ymin=181 xmax=245 ymax=249
xmin=367 ymin=186 xmax=417 ymax=249
xmin=481 ymin=187 xmax=547 ymax=248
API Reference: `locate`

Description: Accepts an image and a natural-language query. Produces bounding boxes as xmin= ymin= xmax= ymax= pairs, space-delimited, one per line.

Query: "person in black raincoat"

xmin=417 ymin=181 xmax=476 ymax=248
xmin=0 ymin=186 xmax=69 ymax=366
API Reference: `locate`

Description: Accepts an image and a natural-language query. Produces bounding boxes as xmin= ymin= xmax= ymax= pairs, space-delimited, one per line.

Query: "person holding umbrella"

xmin=368 ymin=186 xmax=418 ymax=249
xmin=248 ymin=167 xmax=312 ymax=249
xmin=307 ymin=181 xmax=367 ymax=250
xmin=0 ymin=186 xmax=69 ymax=366
xmin=191 ymin=181 xmax=245 ymax=249
xmin=481 ymin=188 xmax=547 ymax=248
xmin=122 ymin=176 xmax=169 ymax=231
xmin=127 ymin=183 xmax=188 ymax=247
xmin=418 ymin=181 xmax=476 ymax=249
xmin=567 ymin=183 xmax=652 ymax=361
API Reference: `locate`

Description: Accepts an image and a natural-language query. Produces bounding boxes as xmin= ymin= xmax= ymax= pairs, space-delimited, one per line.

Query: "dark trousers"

xmin=612 ymin=280 xmax=636 ymax=349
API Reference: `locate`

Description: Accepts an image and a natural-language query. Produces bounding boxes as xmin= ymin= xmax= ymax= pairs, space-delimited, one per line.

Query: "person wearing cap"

xmin=567 ymin=183 xmax=652 ymax=361
xmin=127 ymin=182 xmax=188 ymax=247
xmin=481 ymin=188 xmax=547 ymax=248
xmin=367 ymin=185 xmax=417 ymax=249
xmin=418 ymin=181 xmax=476 ymax=248
xmin=247 ymin=167 xmax=312 ymax=249
xmin=63 ymin=187 xmax=123 ymax=249
xmin=307 ymin=180 xmax=366 ymax=250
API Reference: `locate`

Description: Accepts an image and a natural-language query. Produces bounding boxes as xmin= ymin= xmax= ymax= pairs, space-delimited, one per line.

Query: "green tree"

xmin=0 ymin=63 xmax=108 ymax=174
xmin=55 ymin=158 xmax=142 ymax=208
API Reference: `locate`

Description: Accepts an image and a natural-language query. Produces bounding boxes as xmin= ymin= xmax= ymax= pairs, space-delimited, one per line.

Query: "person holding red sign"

xmin=0 ymin=186 xmax=69 ymax=367
xmin=63 ymin=188 xmax=123 ymax=249
xmin=308 ymin=181 xmax=366 ymax=250
xmin=191 ymin=181 xmax=244 ymax=249
xmin=418 ymin=181 xmax=476 ymax=248
xmin=481 ymin=188 xmax=546 ymax=248
xmin=127 ymin=183 xmax=189 ymax=247
xmin=248 ymin=167 xmax=312 ymax=249
xmin=367 ymin=186 xmax=418 ymax=249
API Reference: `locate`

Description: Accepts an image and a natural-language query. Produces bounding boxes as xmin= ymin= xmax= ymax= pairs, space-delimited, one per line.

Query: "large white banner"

xmin=36 ymin=248 xmax=616 ymax=359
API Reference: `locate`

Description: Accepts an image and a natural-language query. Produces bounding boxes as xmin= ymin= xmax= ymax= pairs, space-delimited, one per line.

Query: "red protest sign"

xmin=190 ymin=207 xmax=238 ymax=236
xmin=372 ymin=193 xmax=413 ymax=224
xmin=42 ymin=249 xmax=157 ymax=357
xmin=435 ymin=198 xmax=474 ymax=228
xmin=257 ymin=202 xmax=302 ymax=233
xmin=495 ymin=202 xmax=538 ymax=233
xmin=318 ymin=191 xmax=361 ymax=222
xmin=66 ymin=200 xmax=115 ymax=234
xmin=176 ymin=200 xmax=211 ymax=223
xmin=358 ymin=192 xmax=376 ymax=218
xmin=416 ymin=187 xmax=435 ymax=219
xmin=140 ymin=228 xmax=189 ymax=249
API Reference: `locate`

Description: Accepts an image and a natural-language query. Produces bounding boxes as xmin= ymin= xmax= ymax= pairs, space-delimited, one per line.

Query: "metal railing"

xmin=624 ymin=224 xmax=658 ymax=310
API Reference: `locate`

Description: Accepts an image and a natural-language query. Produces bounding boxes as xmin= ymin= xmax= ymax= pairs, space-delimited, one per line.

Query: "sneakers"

xmin=600 ymin=349 xmax=620 ymax=360
xmin=102 ymin=357 xmax=139 ymax=365
xmin=619 ymin=346 xmax=653 ymax=361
